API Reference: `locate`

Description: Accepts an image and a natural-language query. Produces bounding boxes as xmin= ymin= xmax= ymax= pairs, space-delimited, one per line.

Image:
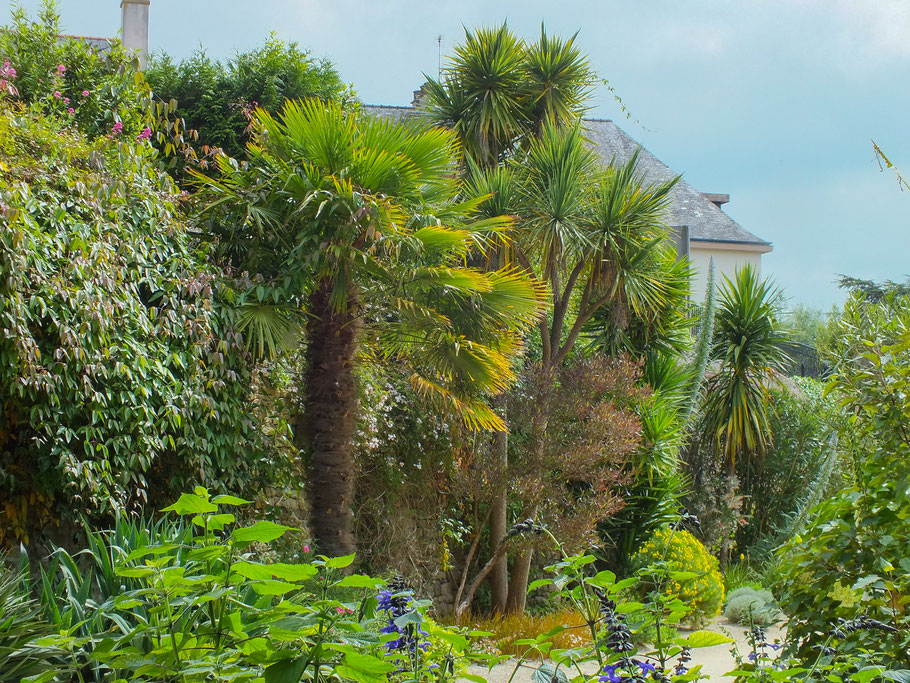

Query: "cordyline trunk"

xmin=505 ymin=393 xmax=550 ymax=613
xmin=488 ymin=396 xmax=509 ymax=613
xmin=304 ymin=278 xmax=360 ymax=557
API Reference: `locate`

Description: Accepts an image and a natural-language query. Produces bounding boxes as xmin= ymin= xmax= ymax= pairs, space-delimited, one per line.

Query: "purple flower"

xmin=770 ymin=643 xmax=782 ymax=651
xmin=137 ymin=126 xmax=152 ymax=141
xmin=63 ymin=97 xmax=70 ymax=104
xmin=111 ymin=121 xmax=123 ymax=136
xmin=67 ymin=107 xmax=74 ymax=114
xmin=53 ymin=91 xmax=61 ymax=99
xmin=599 ymin=664 xmax=622 ymax=683
xmin=81 ymin=90 xmax=89 ymax=97
xmin=747 ymin=652 xmax=757 ymax=662
xmin=56 ymin=64 xmax=65 ymax=73
xmin=635 ymin=660 xmax=656 ymax=676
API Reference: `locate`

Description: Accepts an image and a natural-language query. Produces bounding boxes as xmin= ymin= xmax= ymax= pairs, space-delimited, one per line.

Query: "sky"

xmin=12 ymin=0 xmax=910 ymax=309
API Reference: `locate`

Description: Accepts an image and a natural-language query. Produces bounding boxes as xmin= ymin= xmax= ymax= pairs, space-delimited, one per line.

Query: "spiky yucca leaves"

xmin=424 ymin=24 xmax=596 ymax=169
xmin=196 ymin=99 xmax=544 ymax=555
xmin=702 ymin=266 xmax=788 ymax=470
xmin=682 ymin=257 xmax=717 ymax=427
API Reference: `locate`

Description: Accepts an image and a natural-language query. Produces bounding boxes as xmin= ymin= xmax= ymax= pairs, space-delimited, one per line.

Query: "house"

xmin=365 ymin=102 xmax=772 ymax=302
xmin=584 ymin=118 xmax=772 ymax=301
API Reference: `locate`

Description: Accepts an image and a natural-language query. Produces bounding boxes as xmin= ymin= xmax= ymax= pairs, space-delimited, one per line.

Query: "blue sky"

xmin=13 ymin=0 xmax=910 ymax=309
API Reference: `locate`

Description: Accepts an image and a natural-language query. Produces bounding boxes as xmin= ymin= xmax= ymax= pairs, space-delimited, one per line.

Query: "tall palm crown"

xmin=423 ymin=24 xmax=686 ymax=614
xmin=196 ymin=98 xmax=544 ymax=555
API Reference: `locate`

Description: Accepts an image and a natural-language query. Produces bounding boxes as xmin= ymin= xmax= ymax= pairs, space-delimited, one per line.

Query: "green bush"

xmin=0 ymin=1 xmax=151 ymax=139
xmin=146 ymin=37 xmax=352 ymax=160
xmin=0 ymin=102 xmax=281 ymax=545
xmin=776 ymin=294 xmax=910 ymax=666
xmin=723 ymin=586 xmax=782 ymax=626
xmin=31 ymin=489 xmax=479 ymax=682
xmin=632 ymin=526 xmax=725 ymax=625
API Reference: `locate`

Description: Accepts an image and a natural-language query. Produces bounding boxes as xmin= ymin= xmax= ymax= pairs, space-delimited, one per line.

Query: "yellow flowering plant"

xmin=632 ymin=526 xmax=725 ymax=627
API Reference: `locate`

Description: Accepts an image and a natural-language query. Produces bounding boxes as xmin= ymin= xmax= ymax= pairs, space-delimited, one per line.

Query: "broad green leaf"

xmin=250 ymin=579 xmax=299 ymax=596
xmin=589 ymin=570 xmax=617 ymax=587
xmin=162 ymin=493 xmax=217 ymax=515
xmin=677 ymin=630 xmax=733 ymax=648
xmin=264 ymin=658 xmax=308 ymax=683
xmin=342 ymin=651 xmax=398 ymax=674
xmin=852 ymin=667 xmax=886 ymax=683
xmin=533 ymin=664 xmax=569 ymax=683
xmin=393 ymin=610 xmax=423 ymax=629
xmin=234 ymin=561 xmax=318 ymax=582
xmin=528 ymin=578 xmax=554 ymax=592
xmin=882 ymin=671 xmax=910 ymax=683
xmin=193 ymin=513 xmax=235 ymax=530
xmin=338 ymin=574 xmax=385 ymax=588
xmin=231 ymin=521 xmax=292 ymax=546
xmin=213 ymin=494 xmax=253 ymax=506
xmin=323 ymin=553 xmax=356 ymax=569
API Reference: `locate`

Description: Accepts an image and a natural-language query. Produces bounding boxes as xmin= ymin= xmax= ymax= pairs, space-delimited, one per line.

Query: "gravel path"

xmin=465 ymin=618 xmax=786 ymax=682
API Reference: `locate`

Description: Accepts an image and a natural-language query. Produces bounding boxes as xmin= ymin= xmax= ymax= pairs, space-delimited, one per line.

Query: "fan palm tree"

xmin=195 ymin=98 xmax=544 ymax=556
xmin=702 ymin=265 xmax=788 ymax=475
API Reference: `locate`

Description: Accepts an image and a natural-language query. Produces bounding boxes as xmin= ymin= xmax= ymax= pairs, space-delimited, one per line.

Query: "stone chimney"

xmin=701 ymin=193 xmax=730 ymax=209
xmin=121 ymin=0 xmax=149 ymax=69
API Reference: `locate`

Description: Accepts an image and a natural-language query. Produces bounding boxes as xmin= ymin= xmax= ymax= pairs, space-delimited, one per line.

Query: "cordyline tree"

xmin=195 ymin=99 xmax=545 ymax=556
xmin=425 ymin=25 xmax=682 ymax=613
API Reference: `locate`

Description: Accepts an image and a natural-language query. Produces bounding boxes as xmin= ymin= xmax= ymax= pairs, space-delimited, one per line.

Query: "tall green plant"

xmin=195 ymin=98 xmax=544 ymax=556
xmin=776 ymin=294 xmax=910 ymax=666
xmin=701 ymin=265 xmax=788 ymax=473
xmin=683 ymin=257 xmax=716 ymax=427
xmin=0 ymin=97 xmax=276 ymax=545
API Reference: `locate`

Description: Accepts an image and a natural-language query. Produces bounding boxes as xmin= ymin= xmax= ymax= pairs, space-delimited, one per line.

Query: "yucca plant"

xmin=702 ymin=265 xmax=788 ymax=474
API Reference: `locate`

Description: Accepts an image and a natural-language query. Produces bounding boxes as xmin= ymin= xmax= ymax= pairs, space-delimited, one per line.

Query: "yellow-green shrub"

xmin=632 ymin=526 xmax=724 ymax=625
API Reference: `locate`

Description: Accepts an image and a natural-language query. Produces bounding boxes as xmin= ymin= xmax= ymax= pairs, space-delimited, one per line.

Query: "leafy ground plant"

xmin=27 ymin=489 xmax=480 ymax=683
xmin=504 ymin=520 xmax=731 ymax=683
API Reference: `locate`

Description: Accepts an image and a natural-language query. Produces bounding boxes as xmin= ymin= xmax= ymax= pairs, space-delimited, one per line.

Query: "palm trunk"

xmin=304 ymin=278 xmax=360 ymax=557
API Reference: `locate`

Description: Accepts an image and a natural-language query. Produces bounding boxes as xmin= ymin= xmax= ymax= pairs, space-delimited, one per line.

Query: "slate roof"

xmin=362 ymin=104 xmax=771 ymax=249
xmin=583 ymin=118 xmax=770 ymax=247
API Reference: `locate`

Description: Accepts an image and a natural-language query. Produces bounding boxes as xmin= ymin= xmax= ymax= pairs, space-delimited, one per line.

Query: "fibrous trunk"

xmin=488 ymin=417 xmax=509 ymax=613
xmin=304 ymin=278 xmax=360 ymax=557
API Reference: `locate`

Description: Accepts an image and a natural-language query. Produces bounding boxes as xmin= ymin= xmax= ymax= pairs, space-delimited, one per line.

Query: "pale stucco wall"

xmin=689 ymin=245 xmax=764 ymax=302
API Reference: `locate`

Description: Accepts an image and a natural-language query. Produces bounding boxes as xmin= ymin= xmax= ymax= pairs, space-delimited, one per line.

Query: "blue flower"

xmin=599 ymin=663 xmax=622 ymax=683
xmin=635 ymin=660 xmax=656 ymax=676
xmin=747 ymin=653 xmax=757 ymax=662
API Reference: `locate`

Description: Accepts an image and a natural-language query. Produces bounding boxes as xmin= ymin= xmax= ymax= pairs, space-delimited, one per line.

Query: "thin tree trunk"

xmin=505 ymin=388 xmax=549 ymax=614
xmin=488 ymin=396 xmax=509 ymax=613
xmin=304 ymin=278 xmax=360 ymax=557
xmin=505 ymin=548 xmax=532 ymax=613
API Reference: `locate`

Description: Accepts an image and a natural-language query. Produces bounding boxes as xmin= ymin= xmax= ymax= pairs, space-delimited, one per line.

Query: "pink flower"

xmin=63 ymin=97 xmax=70 ymax=104
xmin=81 ymin=90 xmax=89 ymax=97
xmin=67 ymin=107 xmax=74 ymax=114
xmin=53 ymin=91 xmax=61 ymax=99
xmin=303 ymin=544 xmax=310 ymax=553
xmin=56 ymin=64 xmax=65 ymax=73
xmin=111 ymin=121 xmax=123 ymax=135
xmin=137 ymin=126 xmax=152 ymax=141
xmin=336 ymin=606 xmax=353 ymax=615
